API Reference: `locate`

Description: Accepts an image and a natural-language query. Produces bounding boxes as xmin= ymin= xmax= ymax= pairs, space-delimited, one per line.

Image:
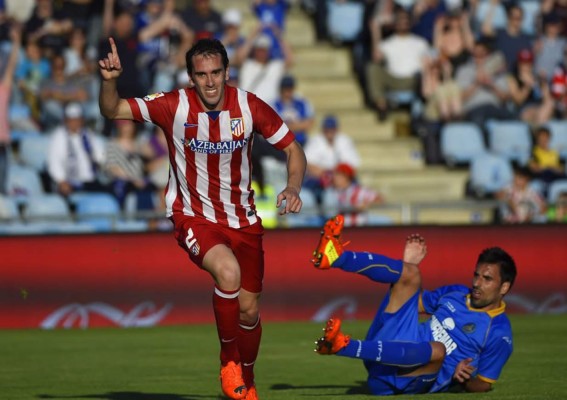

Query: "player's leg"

xmin=173 ymin=217 xmax=247 ymax=400
xmin=202 ymin=244 xmax=248 ymax=399
xmin=231 ymin=225 xmax=265 ymax=400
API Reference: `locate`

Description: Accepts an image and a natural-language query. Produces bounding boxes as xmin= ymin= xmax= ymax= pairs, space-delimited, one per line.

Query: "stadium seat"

xmin=546 ymin=120 xmax=567 ymax=159
xmin=19 ymin=134 xmax=50 ymax=172
xmin=6 ymin=164 xmax=44 ymax=204
xmin=440 ymin=122 xmax=487 ymax=167
xmin=72 ymin=192 xmax=121 ymax=232
xmin=519 ymin=0 xmax=541 ymax=36
xmin=475 ymin=0 xmax=507 ymax=31
xmin=469 ymin=153 xmax=514 ymax=198
xmin=285 ymin=187 xmax=323 ymax=227
xmin=0 ymin=195 xmax=20 ymax=221
xmin=547 ymin=179 xmax=567 ymax=204
xmin=485 ymin=120 xmax=532 ymax=166
xmin=326 ymin=0 xmax=364 ymax=43
xmin=23 ymin=194 xmax=71 ymax=221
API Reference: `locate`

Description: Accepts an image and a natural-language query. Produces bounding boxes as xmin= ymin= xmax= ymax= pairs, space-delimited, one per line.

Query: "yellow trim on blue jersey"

xmin=418 ymin=291 xmax=425 ymax=313
xmin=465 ymin=294 xmax=506 ymax=317
xmin=477 ymin=374 xmax=497 ymax=384
xmin=356 ymin=263 xmax=401 ymax=275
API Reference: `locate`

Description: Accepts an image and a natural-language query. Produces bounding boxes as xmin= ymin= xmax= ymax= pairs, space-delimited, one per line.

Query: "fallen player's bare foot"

xmin=403 ymin=234 xmax=427 ymax=266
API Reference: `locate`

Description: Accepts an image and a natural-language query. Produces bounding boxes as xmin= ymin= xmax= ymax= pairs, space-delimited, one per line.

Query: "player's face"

xmin=470 ymin=263 xmax=510 ymax=311
xmin=190 ymin=53 xmax=229 ymax=111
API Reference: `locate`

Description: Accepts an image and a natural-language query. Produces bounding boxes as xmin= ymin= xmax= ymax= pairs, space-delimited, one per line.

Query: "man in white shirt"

xmin=303 ymin=114 xmax=360 ymax=204
xmin=47 ymin=102 xmax=107 ymax=197
xmin=366 ymin=8 xmax=430 ymax=120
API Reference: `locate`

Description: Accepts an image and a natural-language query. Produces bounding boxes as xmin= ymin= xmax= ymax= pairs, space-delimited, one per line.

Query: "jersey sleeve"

xmin=420 ymin=285 xmax=469 ymax=314
xmin=126 ymin=91 xmax=176 ymax=129
xmin=476 ymin=320 xmax=513 ymax=383
xmin=249 ymin=93 xmax=296 ymax=150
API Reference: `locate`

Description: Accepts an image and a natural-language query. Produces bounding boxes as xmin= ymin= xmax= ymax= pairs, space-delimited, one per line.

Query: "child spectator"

xmin=330 ymin=163 xmax=384 ymax=227
xmin=496 ymin=165 xmax=546 ymax=223
xmin=546 ymin=190 xmax=567 ymax=222
xmin=528 ymin=126 xmax=566 ymax=187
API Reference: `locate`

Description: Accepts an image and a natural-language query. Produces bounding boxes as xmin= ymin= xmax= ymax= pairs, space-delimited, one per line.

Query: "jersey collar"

xmin=465 ymin=294 xmax=507 ymax=317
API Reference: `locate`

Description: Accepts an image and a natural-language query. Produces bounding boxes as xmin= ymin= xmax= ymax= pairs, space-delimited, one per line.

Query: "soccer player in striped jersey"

xmin=312 ymin=215 xmax=517 ymax=395
xmin=98 ymin=37 xmax=306 ymax=400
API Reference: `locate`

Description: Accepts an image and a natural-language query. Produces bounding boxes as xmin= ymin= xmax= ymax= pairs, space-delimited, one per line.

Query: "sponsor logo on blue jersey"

xmin=431 ymin=315 xmax=457 ymax=354
xmin=181 ymin=137 xmax=250 ymax=154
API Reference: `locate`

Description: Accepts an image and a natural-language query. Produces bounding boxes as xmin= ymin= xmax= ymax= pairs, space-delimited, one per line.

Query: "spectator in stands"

xmin=481 ymin=2 xmax=533 ymax=72
xmin=180 ymin=0 xmax=222 ymax=42
xmin=0 ymin=24 xmax=21 ymax=195
xmin=330 ymin=162 xmax=384 ymax=227
xmin=421 ymin=56 xmax=463 ymax=122
xmin=273 ymin=74 xmax=314 ymax=147
xmin=528 ymin=126 xmax=565 ymax=187
xmin=455 ymin=38 xmax=513 ymax=131
xmin=433 ymin=9 xmax=475 ymax=73
xmin=239 ymin=31 xmax=292 ymax=106
xmin=216 ymin=8 xmax=248 ymax=84
xmin=24 ymin=0 xmax=73 ymax=58
xmin=15 ymin=39 xmax=50 ymax=123
xmin=39 ymin=54 xmax=91 ymax=130
xmin=541 ymin=0 xmax=567 ymax=37
xmin=366 ymin=8 xmax=430 ymax=120
xmin=534 ymin=13 xmax=566 ymax=84
xmin=136 ymin=0 xmax=194 ymax=92
xmin=104 ymin=119 xmax=155 ymax=210
xmin=546 ymin=190 xmax=567 ymax=222
xmin=47 ymin=102 xmax=107 ymax=197
xmin=99 ymin=0 xmax=145 ymax=99
xmin=252 ymin=0 xmax=290 ymax=60
xmin=507 ymin=49 xmax=551 ymax=127
xmin=496 ymin=165 xmax=546 ymax=224
xmin=411 ymin=0 xmax=448 ymax=44
xmin=303 ymin=115 xmax=360 ymax=204
xmin=140 ymin=125 xmax=168 ymax=212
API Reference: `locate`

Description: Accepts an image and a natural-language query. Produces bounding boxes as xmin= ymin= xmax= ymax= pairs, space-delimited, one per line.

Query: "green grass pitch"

xmin=1 ymin=315 xmax=565 ymax=400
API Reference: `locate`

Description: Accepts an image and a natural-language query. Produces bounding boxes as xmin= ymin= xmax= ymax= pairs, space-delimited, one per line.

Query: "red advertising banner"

xmin=1 ymin=225 xmax=566 ymax=329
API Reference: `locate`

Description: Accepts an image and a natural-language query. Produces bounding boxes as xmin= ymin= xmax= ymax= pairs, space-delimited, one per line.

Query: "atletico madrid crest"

xmin=230 ymin=118 xmax=244 ymax=137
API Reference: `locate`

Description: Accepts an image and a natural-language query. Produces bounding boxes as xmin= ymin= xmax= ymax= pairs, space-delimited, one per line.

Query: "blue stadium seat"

xmin=546 ymin=120 xmax=567 ymax=159
xmin=469 ymin=153 xmax=514 ymax=197
xmin=475 ymin=0 xmax=507 ymax=31
xmin=6 ymin=164 xmax=44 ymax=204
xmin=440 ymin=122 xmax=487 ymax=166
xmin=519 ymin=0 xmax=541 ymax=36
xmin=23 ymin=194 xmax=71 ymax=221
xmin=486 ymin=120 xmax=532 ymax=166
xmin=547 ymin=179 xmax=567 ymax=204
xmin=72 ymin=192 xmax=121 ymax=232
xmin=19 ymin=134 xmax=50 ymax=172
xmin=0 ymin=195 xmax=20 ymax=221
xmin=326 ymin=0 xmax=364 ymax=43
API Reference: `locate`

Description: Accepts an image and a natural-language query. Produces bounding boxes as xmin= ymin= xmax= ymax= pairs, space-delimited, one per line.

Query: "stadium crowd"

xmin=0 ymin=0 xmax=567 ymax=232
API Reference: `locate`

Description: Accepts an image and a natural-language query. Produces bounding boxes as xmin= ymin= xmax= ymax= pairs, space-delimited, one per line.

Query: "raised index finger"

xmin=109 ymin=37 xmax=118 ymax=57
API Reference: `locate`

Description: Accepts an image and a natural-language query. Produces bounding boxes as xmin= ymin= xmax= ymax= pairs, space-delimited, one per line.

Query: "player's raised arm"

xmin=98 ymin=37 xmax=133 ymax=120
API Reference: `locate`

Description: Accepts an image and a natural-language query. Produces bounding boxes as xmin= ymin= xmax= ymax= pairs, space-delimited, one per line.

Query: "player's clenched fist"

xmin=98 ymin=37 xmax=123 ymax=80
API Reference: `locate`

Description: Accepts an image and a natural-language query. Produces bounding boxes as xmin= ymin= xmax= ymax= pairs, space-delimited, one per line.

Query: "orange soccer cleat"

xmin=311 ymin=214 xmax=348 ymax=269
xmin=220 ymin=361 xmax=248 ymax=399
xmin=315 ymin=317 xmax=351 ymax=355
xmin=244 ymin=385 xmax=259 ymax=400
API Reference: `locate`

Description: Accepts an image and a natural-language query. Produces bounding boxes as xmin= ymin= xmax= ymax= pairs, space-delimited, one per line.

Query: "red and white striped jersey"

xmin=127 ymin=85 xmax=295 ymax=228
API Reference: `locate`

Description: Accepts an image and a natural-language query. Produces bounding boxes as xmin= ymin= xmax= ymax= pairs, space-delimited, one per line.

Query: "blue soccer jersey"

xmin=419 ymin=285 xmax=514 ymax=392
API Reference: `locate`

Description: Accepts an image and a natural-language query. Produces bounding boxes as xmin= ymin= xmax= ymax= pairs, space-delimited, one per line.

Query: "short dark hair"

xmin=477 ymin=247 xmax=517 ymax=289
xmin=185 ymin=38 xmax=229 ymax=75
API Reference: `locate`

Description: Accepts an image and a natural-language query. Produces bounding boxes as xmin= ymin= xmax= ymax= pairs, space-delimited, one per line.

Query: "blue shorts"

xmin=364 ymin=290 xmax=437 ymax=395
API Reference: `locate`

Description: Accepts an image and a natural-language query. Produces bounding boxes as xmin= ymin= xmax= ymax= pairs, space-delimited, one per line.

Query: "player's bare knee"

xmin=214 ymin=263 xmax=241 ymax=290
xmin=239 ymin=306 xmax=259 ymax=324
xmin=430 ymin=342 xmax=446 ymax=363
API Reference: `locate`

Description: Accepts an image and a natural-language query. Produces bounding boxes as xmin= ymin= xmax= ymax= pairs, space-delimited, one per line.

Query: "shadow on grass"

xmin=37 ymin=392 xmax=221 ymax=400
xmin=271 ymin=381 xmax=370 ymax=395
